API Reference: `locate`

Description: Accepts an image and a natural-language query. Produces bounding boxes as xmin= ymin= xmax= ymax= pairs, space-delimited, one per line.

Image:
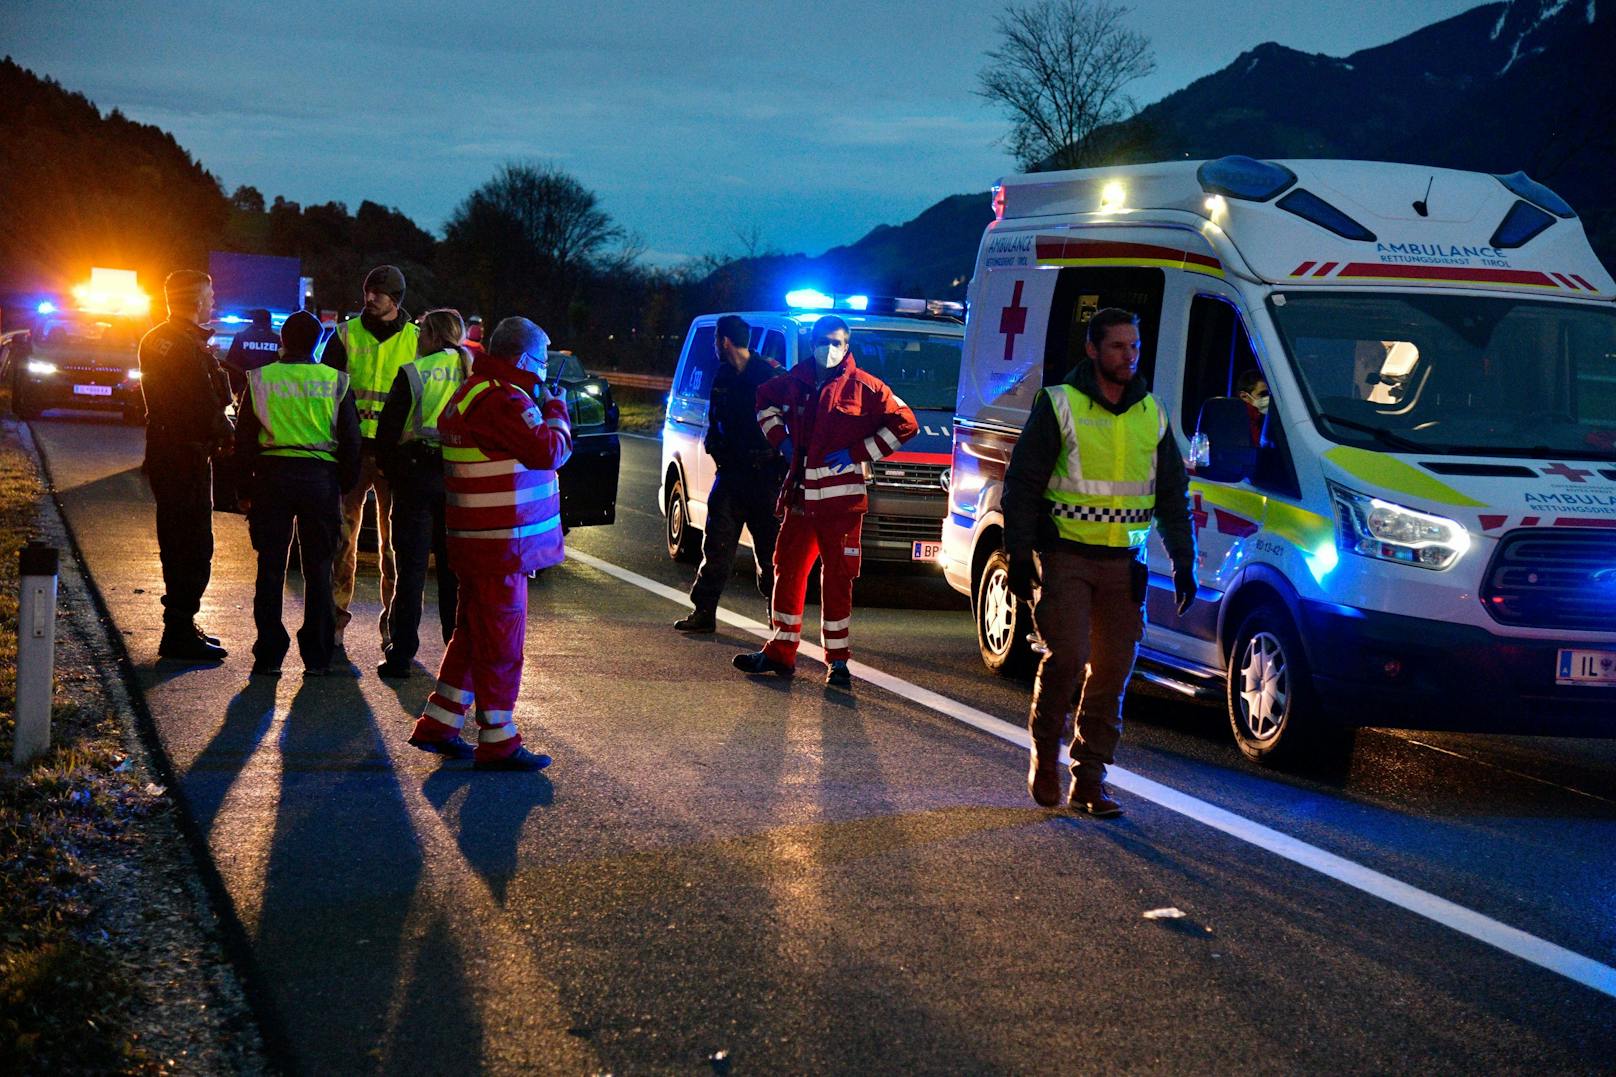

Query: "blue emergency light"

xmin=785 ymin=288 xmax=835 ymax=310
xmin=1196 ymin=156 xmax=1297 ymax=202
xmin=36 ymin=301 xmax=56 ymax=314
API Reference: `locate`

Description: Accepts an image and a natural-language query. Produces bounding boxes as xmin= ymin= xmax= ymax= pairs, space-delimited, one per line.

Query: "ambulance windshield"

xmin=1270 ymin=292 xmax=1616 ymax=460
xmin=802 ymin=328 xmax=963 ymax=411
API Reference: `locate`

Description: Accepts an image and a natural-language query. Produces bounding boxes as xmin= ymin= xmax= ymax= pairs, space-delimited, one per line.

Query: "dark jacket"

xmin=233 ymin=354 xmax=362 ymax=493
xmin=223 ymin=321 xmax=282 ymax=401
xmin=137 ymin=317 xmax=233 ymax=460
xmin=317 ymin=308 xmax=410 ymax=374
xmin=705 ymin=352 xmax=782 ymax=471
xmin=1003 ymin=361 xmax=1195 ymax=572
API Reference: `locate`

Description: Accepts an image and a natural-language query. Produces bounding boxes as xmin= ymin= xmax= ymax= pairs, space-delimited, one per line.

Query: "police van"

xmin=944 ymin=156 xmax=1616 ymax=763
xmin=661 ymin=296 xmax=964 ymax=567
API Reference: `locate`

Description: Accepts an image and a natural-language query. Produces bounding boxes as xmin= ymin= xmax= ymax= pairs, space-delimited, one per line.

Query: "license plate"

xmin=1557 ymin=648 xmax=1616 ymax=686
xmin=73 ymin=384 xmax=113 ymax=397
xmin=912 ymin=540 xmax=943 ymax=561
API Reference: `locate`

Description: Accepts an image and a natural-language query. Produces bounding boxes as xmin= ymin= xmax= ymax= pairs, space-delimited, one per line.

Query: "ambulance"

xmin=943 ymin=156 xmax=1616 ymax=763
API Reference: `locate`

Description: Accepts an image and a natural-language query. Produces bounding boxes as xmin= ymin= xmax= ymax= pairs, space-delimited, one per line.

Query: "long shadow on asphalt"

xmin=181 ymin=676 xmax=279 ymax=836
xmin=421 ymin=767 xmax=556 ymax=905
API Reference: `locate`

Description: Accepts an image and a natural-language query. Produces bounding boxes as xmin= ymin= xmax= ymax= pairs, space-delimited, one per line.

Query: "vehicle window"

xmin=1042 ymin=267 xmax=1165 ymax=388
xmin=790 ymin=328 xmax=963 ymax=410
xmin=551 ymin=353 xmax=587 ymax=381
xmin=1182 ymin=295 xmax=1262 ymax=440
xmin=1270 ymin=292 xmax=1616 ymax=459
xmin=759 ymin=330 xmax=788 ymax=366
xmin=678 ymin=325 xmax=718 ymax=398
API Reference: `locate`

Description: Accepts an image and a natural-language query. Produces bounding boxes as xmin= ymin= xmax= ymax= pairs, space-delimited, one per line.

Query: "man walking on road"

xmin=319 ymin=265 xmax=418 ymax=650
xmin=138 ymin=269 xmax=235 ymax=662
xmin=1003 ymin=308 xmax=1198 ymax=817
xmin=734 ymin=315 xmax=917 ymax=689
xmin=675 ymin=314 xmax=784 ymax=632
xmin=233 ymin=311 xmax=361 ymax=676
xmin=407 ymin=317 xmax=570 ymax=771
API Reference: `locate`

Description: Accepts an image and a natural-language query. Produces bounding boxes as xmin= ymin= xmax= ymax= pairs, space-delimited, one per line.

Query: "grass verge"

xmin=613 ymin=385 xmax=667 ymax=434
xmin=0 ymin=414 xmax=169 ymax=1074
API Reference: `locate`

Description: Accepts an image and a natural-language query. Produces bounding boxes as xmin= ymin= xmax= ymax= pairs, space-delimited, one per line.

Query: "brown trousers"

xmin=332 ymin=447 xmax=395 ymax=644
xmin=1028 ymin=547 xmax=1145 ymax=774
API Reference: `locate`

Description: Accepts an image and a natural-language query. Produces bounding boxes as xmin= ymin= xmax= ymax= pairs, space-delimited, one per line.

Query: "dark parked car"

xmin=550 ymin=350 xmax=620 ymax=528
xmin=9 ymin=313 xmax=148 ymax=423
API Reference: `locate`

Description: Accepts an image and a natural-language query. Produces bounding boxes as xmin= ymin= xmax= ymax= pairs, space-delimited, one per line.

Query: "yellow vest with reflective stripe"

xmin=247 ymin=362 xmax=348 ymax=462
xmin=336 ymin=317 xmax=418 ymax=438
xmin=400 ymin=348 xmax=467 ymax=444
xmin=1043 ymin=384 xmax=1165 ymax=548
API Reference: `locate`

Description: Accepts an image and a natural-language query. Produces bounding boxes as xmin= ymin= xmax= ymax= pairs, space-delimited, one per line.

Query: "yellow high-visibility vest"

xmin=400 ymin=348 xmax=468 ymax=444
xmin=1043 ymin=383 xmax=1165 ymax=548
xmin=247 ymin=362 xmax=348 ymax=462
xmin=335 ymin=317 xmax=418 ymax=438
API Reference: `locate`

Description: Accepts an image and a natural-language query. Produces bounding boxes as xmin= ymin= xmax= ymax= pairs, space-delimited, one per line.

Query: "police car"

xmin=11 ymin=304 xmax=148 ymax=424
xmin=660 ymin=294 xmax=964 ymax=567
xmin=945 ymin=157 xmax=1616 ymax=764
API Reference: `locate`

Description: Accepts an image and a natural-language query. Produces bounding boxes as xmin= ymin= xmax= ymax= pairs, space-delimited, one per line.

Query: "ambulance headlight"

xmin=1329 ymin=482 xmax=1470 ymax=570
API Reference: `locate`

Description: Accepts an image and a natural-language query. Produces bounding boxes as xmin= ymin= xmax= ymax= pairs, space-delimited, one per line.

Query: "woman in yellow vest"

xmin=1002 ymin=308 xmax=1198 ymax=817
xmin=234 ymin=311 xmax=362 ymax=676
xmin=374 ymin=309 xmax=473 ymax=678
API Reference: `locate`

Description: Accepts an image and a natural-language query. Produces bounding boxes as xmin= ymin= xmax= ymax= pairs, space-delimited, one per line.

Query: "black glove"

xmin=1008 ymin=554 xmax=1039 ymax=603
xmin=1174 ymin=566 xmax=1198 ymax=615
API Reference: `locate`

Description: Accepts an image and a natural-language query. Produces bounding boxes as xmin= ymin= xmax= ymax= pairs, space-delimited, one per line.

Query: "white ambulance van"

xmin=944 ymin=156 xmax=1616 ymax=763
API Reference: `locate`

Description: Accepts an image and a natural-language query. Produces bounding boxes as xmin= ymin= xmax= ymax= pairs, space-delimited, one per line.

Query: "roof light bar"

xmin=1276 ymin=188 xmax=1376 ymax=242
xmin=1490 ymin=199 xmax=1556 ymax=249
xmin=1493 ymin=172 xmax=1575 ymax=219
xmin=1196 ymin=155 xmax=1297 ymax=202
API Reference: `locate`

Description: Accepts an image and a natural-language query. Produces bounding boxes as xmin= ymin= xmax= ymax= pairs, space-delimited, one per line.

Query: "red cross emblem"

xmin=999 ymin=280 xmax=1028 ymax=361
xmin=1542 ymin=462 xmax=1593 ymax=483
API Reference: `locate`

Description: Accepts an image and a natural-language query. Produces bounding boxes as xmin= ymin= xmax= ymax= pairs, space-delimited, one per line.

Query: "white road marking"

xmin=567 ymin=547 xmax=1616 ymax=1001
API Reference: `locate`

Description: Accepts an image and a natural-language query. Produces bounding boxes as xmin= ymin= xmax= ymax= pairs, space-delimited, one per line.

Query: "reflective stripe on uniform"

xmin=434 ymin=681 xmax=474 ymax=705
xmin=1050 ymin=504 xmax=1154 ymax=523
xmin=446 ymin=479 xmax=559 ymax=508
xmin=803 ymin=483 xmax=866 ymax=500
xmin=447 ymin=516 xmax=563 ymax=540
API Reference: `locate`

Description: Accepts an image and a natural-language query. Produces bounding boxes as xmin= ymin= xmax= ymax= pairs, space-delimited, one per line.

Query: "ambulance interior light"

xmin=1494 ymin=171 xmax=1575 ymax=219
xmin=1196 ymin=156 xmax=1297 ymax=202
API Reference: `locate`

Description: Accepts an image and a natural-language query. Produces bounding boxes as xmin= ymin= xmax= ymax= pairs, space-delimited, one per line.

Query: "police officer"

xmin=138 ymin=269 xmax=235 ymax=662
xmin=1003 ymin=308 xmax=1197 ymax=817
xmin=233 ymin=311 xmax=362 ymax=675
xmin=674 ymin=314 xmax=784 ymax=632
xmin=222 ymin=308 xmax=281 ymax=400
xmin=374 ymin=308 xmax=471 ymax=678
xmin=319 ymin=264 xmax=418 ymax=651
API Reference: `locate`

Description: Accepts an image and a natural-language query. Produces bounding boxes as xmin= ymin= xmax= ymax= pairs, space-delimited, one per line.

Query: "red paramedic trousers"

xmin=762 ymin=508 xmax=862 ymax=668
xmin=409 ymin=571 xmax=528 ymax=762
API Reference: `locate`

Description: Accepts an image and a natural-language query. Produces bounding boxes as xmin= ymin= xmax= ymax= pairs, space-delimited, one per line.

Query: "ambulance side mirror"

xmin=1193 ymin=397 xmax=1257 ymax=483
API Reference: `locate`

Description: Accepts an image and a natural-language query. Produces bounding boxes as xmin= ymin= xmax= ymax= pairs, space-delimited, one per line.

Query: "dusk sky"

xmin=5 ymin=0 xmax=1486 ymax=266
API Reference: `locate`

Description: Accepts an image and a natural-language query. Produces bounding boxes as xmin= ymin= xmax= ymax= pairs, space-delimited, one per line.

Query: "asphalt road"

xmin=27 ymin=411 xmax=1616 ymax=1075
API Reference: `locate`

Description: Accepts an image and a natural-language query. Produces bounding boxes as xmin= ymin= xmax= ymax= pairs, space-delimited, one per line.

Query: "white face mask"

xmin=813 ymin=342 xmax=848 ymax=371
xmin=516 ymin=350 xmax=549 ymax=382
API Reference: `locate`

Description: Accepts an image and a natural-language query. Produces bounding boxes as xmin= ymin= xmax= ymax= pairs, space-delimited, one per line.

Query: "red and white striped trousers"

xmin=762 ymin=508 xmax=862 ymax=667
xmin=409 ymin=571 xmax=528 ymax=763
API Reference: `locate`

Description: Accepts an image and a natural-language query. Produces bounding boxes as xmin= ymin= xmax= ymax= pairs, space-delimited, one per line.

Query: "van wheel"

xmin=976 ymin=549 xmax=1034 ymax=677
xmin=1227 ymin=602 xmax=1352 ymax=768
xmin=665 ymin=476 xmax=701 ymax=563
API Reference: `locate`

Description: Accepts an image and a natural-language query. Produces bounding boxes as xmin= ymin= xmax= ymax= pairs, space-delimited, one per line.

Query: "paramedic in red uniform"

xmin=407 ymin=317 xmax=570 ymax=771
xmin=734 ymin=315 xmax=918 ymax=689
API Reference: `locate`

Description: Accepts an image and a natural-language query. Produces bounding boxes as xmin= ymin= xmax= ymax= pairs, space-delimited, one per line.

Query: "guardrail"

xmin=604 ymin=371 xmax=673 ymax=391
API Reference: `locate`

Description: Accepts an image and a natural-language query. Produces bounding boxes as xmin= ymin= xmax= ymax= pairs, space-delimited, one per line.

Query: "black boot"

xmin=159 ymin=627 xmax=227 ymax=662
xmin=674 ymin=607 xmax=717 ymax=633
xmin=1027 ymin=739 xmax=1061 ymax=807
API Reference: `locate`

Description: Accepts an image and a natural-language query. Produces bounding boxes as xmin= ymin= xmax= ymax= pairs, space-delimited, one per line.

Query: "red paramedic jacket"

xmin=440 ymin=355 xmax=572 ymax=576
xmin=754 ymin=353 xmax=918 ymax=518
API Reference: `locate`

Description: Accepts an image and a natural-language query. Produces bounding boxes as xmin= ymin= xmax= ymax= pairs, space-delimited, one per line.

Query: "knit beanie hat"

xmin=363 ymin=264 xmax=406 ymax=301
xmin=280 ymin=310 xmax=322 ymax=357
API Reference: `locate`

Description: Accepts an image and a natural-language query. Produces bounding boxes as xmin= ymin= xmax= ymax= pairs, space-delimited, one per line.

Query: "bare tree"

xmin=446 ymin=162 xmax=624 ymax=282
xmin=977 ymin=0 xmax=1156 ymax=172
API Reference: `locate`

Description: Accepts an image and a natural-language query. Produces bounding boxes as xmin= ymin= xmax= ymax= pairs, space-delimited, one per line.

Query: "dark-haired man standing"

xmin=138 ymin=269 xmax=235 ymax=662
xmin=1003 ymin=308 xmax=1197 ymax=817
xmin=674 ymin=314 xmax=784 ymax=632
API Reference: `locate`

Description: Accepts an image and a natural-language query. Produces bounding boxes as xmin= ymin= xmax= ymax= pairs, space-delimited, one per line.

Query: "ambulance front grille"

xmin=1480 ymin=529 xmax=1616 ymax=632
xmin=871 ymin=461 xmax=949 ymax=491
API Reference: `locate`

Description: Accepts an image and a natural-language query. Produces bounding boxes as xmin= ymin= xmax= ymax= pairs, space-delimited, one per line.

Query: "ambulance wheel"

xmin=665 ymin=475 xmax=701 ymax=563
xmin=976 ymin=549 xmax=1034 ymax=678
xmin=1226 ymin=602 xmax=1352 ymax=768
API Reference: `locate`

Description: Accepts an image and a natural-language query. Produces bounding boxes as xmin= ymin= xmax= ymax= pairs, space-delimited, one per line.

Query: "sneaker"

xmin=732 ymin=650 xmax=794 ymax=678
xmin=250 ymin=660 xmax=282 ymax=678
xmin=673 ymin=608 xmax=717 ymax=633
xmin=825 ymin=660 xmax=852 ymax=689
xmin=376 ymin=659 xmax=412 ymax=680
xmin=158 ymin=631 xmax=227 ymax=662
xmin=1068 ymin=776 xmax=1124 ymax=818
xmin=408 ymin=733 xmax=475 ymax=760
xmin=474 ymin=745 xmax=553 ymax=772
